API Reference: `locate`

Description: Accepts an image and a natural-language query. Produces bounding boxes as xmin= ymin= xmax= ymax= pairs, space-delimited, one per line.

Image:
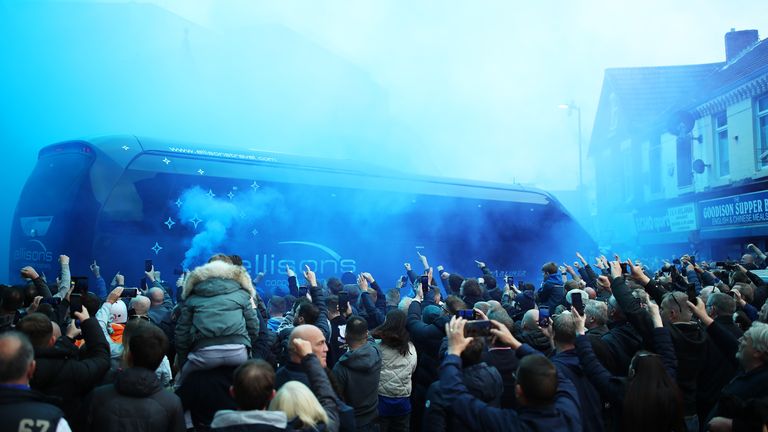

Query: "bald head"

xmin=0 ymin=332 xmax=35 ymax=384
xmin=147 ymin=288 xmax=165 ymax=306
xmin=130 ymin=296 xmax=151 ymax=316
xmin=289 ymin=325 xmax=328 ymax=367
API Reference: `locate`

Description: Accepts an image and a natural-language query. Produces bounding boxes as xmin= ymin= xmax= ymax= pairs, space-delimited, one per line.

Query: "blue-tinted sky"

xmin=0 ymin=0 xmax=765 ymax=280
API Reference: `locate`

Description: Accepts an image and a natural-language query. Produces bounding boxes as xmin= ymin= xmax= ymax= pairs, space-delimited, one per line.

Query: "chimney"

xmin=725 ymin=28 xmax=759 ymax=62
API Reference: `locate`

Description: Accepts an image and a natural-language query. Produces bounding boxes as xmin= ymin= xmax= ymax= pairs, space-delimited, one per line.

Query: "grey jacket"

xmin=333 ymin=342 xmax=382 ymax=428
xmin=377 ymin=341 xmax=417 ymax=398
xmin=175 ymin=261 xmax=260 ymax=365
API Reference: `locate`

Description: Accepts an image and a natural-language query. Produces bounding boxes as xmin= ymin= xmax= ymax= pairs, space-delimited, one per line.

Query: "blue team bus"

xmin=10 ymin=135 xmax=594 ymax=295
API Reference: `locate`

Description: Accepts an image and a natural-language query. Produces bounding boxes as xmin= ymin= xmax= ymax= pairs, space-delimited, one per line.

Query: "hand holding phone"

xmin=572 ymin=294 xmax=585 ymax=315
xmin=464 ymin=320 xmax=491 ymax=337
xmin=456 ymin=309 xmax=477 ymax=320
xmin=687 ymin=284 xmax=698 ymax=305
xmin=121 ymin=288 xmax=139 ymax=298
xmin=538 ymin=307 xmax=551 ymax=327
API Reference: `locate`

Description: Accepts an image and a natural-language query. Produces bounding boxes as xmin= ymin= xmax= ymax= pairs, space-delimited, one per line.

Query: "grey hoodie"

xmin=332 ymin=342 xmax=382 ymax=428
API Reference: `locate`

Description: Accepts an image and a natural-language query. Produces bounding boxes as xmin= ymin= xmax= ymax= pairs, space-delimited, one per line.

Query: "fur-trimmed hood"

xmin=182 ymin=260 xmax=255 ymax=300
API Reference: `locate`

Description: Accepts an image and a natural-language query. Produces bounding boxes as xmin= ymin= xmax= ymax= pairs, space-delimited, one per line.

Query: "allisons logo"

xmin=13 ymin=240 xmax=53 ymax=263
xmin=243 ymin=241 xmax=357 ymax=284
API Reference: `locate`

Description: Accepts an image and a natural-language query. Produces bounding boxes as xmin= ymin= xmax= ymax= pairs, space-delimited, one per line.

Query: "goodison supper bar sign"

xmin=699 ymin=190 xmax=768 ymax=228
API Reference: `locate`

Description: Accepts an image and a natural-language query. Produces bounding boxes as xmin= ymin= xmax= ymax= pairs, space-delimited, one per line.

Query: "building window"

xmin=677 ymin=135 xmax=693 ymax=187
xmin=715 ymin=112 xmax=729 ymax=176
xmin=759 ymin=95 xmax=768 ymax=169
xmin=649 ymin=136 xmax=662 ymax=193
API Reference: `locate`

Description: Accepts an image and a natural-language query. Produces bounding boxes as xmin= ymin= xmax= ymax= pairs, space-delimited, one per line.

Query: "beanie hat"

xmin=422 ymin=305 xmax=442 ymax=325
xmin=110 ymin=300 xmax=128 ymax=324
xmin=514 ymin=290 xmax=536 ymax=313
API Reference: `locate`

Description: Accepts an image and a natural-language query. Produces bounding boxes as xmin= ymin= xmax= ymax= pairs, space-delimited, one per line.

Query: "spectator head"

xmin=488 ymin=309 xmax=514 ymax=347
xmin=147 ymin=287 xmax=165 ymax=306
xmin=208 ymin=253 xmax=233 ymax=264
xmin=1 ymin=286 xmax=23 ymax=313
xmin=461 ymin=337 xmax=486 ymax=367
xmin=631 ymin=289 xmax=650 ymax=310
xmin=585 ymin=300 xmax=608 ymax=329
xmin=515 ymin=355 xmax=558 ymax=407
xmin=129 ymin=295 xmax=151 ymax=317
xmin=730 ymin=271 xmax=751 ymax=287
xmin=326 ymin=295 xmax=339 ymax=317
xmin=344 ymin=316 xmax=369 ymax=348
xmin=448 ymin=274 xmax=465 ymax=295
xmin=289 ymin=325 xmax=328 ymax=367
xmin=553 ymin=311 xmax=577 ymax=349
xmin=707 ymin=292 xmax=736 ymax=319
xmin=125 ymin=321 xmax=168 ymax=371
xmin=422 ymin=305 xmax=443 ymax=325
xmin=584 ymin=287 xmax=597 ymax=299
xmin=741 ymin=253 xmax=755 ymax=266
xmin=759 ymin=302 xmax=768 ymax=323
xmin=0 ymin=331 xmax=35 ymax=385
xmin=294 ymin=302 xmax=320 ymax=327
xmin=607 ymin=295 xmax=625 ymax=322
xmin=660 ymin=292 xmax=692 ymax=323
xmin=17 ymin=313 xmax=55 ymax=348
xmin=230 ymin=359 xmax=275 ymax=410
xmin=326 ymin=278 xmax=343 ymax=295
xmin=483 ymin=275 xmax=497 ymax=291
xmin=564 ymin=280 xmax=580 ymax=293
xmin=83 ymin=292 xmax=102 ymax=317
xmin=460 ymin=279 xmax=482 ymax=299
xmin=521 ymin=309 xmax=539 ymax=332
xmin=623 ymin=350 xmax=684 ymax=432
xmin=269 ymin=381 xmax=328 ymax=428
xmin=474 ymin=301 xmax=490 ymax=316
xmin=110 ymin=300 xmax=129 ymax=324
xmin=699 ymin=286 xmax=716 ymax=306
xmin=487 ymin=300 xmax=503 ymax=314
xmin=385 ymin=289 xmax=400 ymax=307
xmin=398 ymin=297 xmax=413 ymax=314
xmin=541 ymin=262 xmax=558 ymax=276
xmin=733 ymin=283 xmax=754 ymax=304
xmin=372 ymin=309 xmax=410 ymax=356
xmin=268 ymin=296 xmax=286 ymax=317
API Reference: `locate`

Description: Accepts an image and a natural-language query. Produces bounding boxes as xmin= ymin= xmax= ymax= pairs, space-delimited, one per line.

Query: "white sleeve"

xmin=57 ymin=418 xmax=73 ymax=432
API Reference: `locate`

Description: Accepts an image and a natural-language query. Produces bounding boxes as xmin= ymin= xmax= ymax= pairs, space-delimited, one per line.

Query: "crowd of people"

xmin=1 ymin=243 xmax=768 ymax=432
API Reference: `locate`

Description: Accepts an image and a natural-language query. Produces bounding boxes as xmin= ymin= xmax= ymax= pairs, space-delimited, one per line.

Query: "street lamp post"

xmin=558 ymin=102 xmax=583 ymax=190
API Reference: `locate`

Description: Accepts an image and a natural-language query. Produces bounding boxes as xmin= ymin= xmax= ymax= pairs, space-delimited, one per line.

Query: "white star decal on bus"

xmin=151 ymin=242 xmax=163 ymax=255
xmin=251 ymin=229 xmax=259 ymax=236
xmin=162 ymin=158 xmax=171 ymax=165
xmin=190 ymin=215 xmax=202 ymax=229
xmin=121 ymin=146 xmax=130 ymax=150
xmin=175 ymin=198 xmax=183 ymax=208
xmin=207 ymin=189 xmax=216 ymax=198
xmin=197 ymin=169 xmax=205 ymax=175
xmin=164 ymin=217 xmax=175 ymax=229
xmin=227 ymin=191 xmax=235 ymax=199
xmin=250 ymin=182 xmax=260 ymax=190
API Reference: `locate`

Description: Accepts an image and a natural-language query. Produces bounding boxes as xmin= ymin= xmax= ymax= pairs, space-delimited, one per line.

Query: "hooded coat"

xmin=332 ymin=342 xmax=382 ymax=428
xmin=175 ymin=260 xmax=260 ymax=365
xmin=423 ymin=361 xmax=503 ymax=432
xmin=87 ymin=367 xmax=185 ymax=432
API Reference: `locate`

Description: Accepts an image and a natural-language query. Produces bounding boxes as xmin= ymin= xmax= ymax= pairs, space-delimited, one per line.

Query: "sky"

xmin=0 ymin=0 xmax=765 ymax=281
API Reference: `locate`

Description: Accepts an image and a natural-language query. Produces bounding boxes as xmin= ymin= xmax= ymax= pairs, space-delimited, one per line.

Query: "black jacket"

xmin=0 ymin=386 xmax=67 ymax=432
xmin=30 ymin=317 xmax=110 ymax=421
xmin=482 ymin=347 xmax=519 ymax=409
xmin=406 ymin=301 xmax=449 ymax=390
xmin=176 ymin=366 xmax=238 ymax=430
xmin=424 ymin=361 xmax=503 ymax=432
xmin=520 ymin=327 xmax=553 ymax=356
xmin=551 ymin=349 xmax=605 ymax=432
xmin=87 ymin=367 xmax=185 ymax=432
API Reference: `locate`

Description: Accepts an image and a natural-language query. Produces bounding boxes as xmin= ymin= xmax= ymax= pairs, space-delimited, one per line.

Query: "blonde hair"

xmin=269 ymin=381 xmax=328 ymax=428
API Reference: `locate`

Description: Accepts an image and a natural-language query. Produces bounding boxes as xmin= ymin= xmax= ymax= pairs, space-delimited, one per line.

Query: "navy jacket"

xmin=440 ymin=347 xmax=582 ymax=432
xmin=551 ymin=349 xmax=604 ymax=432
